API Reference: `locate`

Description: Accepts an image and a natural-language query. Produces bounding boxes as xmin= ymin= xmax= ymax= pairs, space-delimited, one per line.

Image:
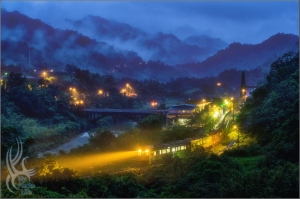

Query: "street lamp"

xmin=151 ymin=101 xmax=158 ymax=109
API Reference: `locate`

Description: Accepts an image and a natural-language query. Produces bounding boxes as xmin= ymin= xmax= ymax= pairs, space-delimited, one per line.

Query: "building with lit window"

xmin=167 ymin=104 xmax=199 ymax=126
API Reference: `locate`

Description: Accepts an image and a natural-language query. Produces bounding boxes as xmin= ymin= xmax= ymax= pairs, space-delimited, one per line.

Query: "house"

xmin=167 ymin=104 xmax=200 ymax=126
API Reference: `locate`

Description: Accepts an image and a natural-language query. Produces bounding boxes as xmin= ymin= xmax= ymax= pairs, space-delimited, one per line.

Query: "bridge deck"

xmin=84 ymin=108 xmax=168 ymax=114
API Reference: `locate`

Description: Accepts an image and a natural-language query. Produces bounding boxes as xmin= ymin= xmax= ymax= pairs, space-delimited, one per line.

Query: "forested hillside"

xmin=1 ymin=52 xmax=298 ymax=198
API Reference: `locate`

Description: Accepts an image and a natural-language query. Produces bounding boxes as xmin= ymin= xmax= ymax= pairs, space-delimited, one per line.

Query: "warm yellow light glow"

xmin=55 ymin=151 xmax=138 ymax=172
xmin=98 ymin=90 xmax=103 ymax=95
xmin=213 ymin=111 xmax=219 ymax=118
xmin=217 ymin=82 xmax=221 ymax=86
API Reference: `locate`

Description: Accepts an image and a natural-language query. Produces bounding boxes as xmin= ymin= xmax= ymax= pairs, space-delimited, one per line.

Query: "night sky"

xmin=1 ymin=1 xmax=299 ymax=44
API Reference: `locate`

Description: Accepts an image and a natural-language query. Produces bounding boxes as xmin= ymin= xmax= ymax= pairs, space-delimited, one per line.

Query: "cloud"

xmin=1 ymin=1 xmax=298 ymax=44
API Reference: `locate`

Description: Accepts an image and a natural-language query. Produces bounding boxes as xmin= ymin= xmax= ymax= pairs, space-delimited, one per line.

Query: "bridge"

xmin=83 ymin=108 xmax=168 ymax=120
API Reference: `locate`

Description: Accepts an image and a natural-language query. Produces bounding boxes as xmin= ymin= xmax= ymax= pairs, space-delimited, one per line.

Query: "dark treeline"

xmin=1 ymin=52 xmax=298 ymax=198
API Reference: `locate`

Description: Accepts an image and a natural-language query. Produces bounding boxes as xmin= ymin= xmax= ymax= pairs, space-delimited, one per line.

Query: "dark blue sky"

xmin=2 ymin=1 xmax=299 ymax=44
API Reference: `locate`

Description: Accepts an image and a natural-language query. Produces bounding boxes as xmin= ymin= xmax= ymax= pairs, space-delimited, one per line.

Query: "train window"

xmin=167 ymin=149 xmax=170 ymax=153
xmin=181 ymin=146 xmax=186 ymax=150
xmin=159 ymin=150 xmax=161 ymax=154
xmin=162 ymin=149 xmax=166 ymax=154
xmin=154 ymin=151 xmax=156 ymax=156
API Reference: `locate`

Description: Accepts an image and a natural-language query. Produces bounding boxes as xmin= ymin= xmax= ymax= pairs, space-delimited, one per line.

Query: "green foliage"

xmin=137 ymin=114 xmax=164 ymax=131
xmin=88 ymin=129 xmax=116 ymax=151
xmin=83 ymin=173 xmax=146 ymax=198
xmin=237 ymin=51 xmax=299 ymax=162
xmin=5 ymin=72 xmax=26 ymax=88
xmin=160 ymin=126 xmax=196 ymax=143
xmin=1 ymin=52 xmax=299 ymax=198
xmin=96 ymin=116 xmax=114 ymax=129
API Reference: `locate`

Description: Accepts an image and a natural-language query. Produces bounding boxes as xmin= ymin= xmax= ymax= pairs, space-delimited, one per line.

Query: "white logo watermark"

xmin=6 ymin=137 xmax=36 ymax=195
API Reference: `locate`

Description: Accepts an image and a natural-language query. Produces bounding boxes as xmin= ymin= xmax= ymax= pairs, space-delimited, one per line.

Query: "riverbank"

xmin=38 ymin=120 xmax=137 ymax=157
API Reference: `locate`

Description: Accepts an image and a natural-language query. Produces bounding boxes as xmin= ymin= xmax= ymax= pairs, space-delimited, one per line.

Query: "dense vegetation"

xmin=1 ymin=52 xmax=298 ymax=198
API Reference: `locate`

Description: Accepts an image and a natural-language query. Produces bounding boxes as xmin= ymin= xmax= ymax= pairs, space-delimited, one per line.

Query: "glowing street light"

xmin=224 ymin=100 xmax=229 ymax=105
xmin=213 ymin=111 xmax=219 ymax=118
xmin=42 ymin=72 xmax=47 ymax=78
xmin=151 ymin=101 xmax=158 ymax=108
xmin=98 ymin=90 xmax=103 ymax=95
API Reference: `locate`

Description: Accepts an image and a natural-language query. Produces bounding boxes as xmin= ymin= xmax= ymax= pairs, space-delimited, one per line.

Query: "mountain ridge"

xmin=1 ymin=8 xmax=299 ymax=83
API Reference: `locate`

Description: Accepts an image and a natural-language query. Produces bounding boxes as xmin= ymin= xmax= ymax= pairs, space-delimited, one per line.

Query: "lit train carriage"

xmin=137 ymin=130 xmax=224 ymax=163
xmin=151 ymin=138 xmax=192 ymax=161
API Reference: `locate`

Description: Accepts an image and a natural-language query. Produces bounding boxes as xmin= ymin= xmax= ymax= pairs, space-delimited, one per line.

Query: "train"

xmin=137 ymin=130 xmax=224 ymax=162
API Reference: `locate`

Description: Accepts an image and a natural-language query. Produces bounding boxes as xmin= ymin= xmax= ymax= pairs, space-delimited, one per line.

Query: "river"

xmin=38 ymin=121 xmax=137 ymax=157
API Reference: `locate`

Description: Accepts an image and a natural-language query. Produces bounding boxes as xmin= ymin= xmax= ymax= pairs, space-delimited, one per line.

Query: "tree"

xmin=88 ymin=130 xmax=116 ymax=151
xmin=137 ymin=115 xmax=164 ymax=131
xmin=5 ymin=72 xmax=26 ymax=90
xmin=237 ymin=51 xmax=299 ymax=162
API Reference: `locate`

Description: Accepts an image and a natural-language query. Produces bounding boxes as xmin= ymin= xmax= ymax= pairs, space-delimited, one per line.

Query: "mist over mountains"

xmin=65 ymin=15 xmax=229 ymax=65
xmin=1 ymin=8 xmax=299 ymax=83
